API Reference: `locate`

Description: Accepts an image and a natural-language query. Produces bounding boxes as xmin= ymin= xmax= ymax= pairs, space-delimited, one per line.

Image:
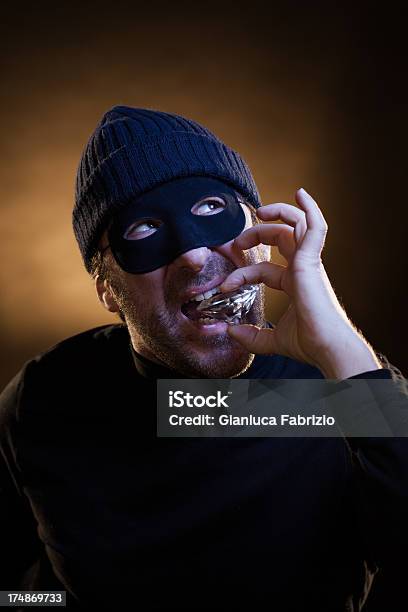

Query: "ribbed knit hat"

xmin=73 ymin=105 xmax=261 ymax=273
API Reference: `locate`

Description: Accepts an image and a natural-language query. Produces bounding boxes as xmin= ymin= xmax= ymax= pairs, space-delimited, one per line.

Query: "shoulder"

xmin=28 ymin=323 xmax=129 ymax=371
xmin=31 ymin=323 xmax=129 ymax=364
xmin=0 ymin=324 xmax=134 ymax=412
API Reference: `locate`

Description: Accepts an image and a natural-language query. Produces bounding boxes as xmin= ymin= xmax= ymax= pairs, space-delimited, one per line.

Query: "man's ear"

xmin=95 ymin=275 xmax=121 ymax=313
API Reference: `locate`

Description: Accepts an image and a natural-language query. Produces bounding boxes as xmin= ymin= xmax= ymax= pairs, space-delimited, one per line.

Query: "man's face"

xmin=97 ymin=195 xmax=268 ymax=378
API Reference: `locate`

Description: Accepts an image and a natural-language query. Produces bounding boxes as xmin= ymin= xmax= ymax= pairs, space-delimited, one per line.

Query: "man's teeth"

xmin=189 ymin=285 xmax=221 ymax=302
xmin=197 ymin=316 xmax=241 ymax=325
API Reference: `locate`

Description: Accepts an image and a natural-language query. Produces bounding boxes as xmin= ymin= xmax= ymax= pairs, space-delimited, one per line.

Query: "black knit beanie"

xmin=73 ymin=105 xmax=261 ymax=273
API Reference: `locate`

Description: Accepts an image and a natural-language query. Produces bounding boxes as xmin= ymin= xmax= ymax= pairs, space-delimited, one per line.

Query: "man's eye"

xmin=191 ymin=197 xmax=226 ymax=216
xmin=124 ymin=220 xmax=160 ymax=240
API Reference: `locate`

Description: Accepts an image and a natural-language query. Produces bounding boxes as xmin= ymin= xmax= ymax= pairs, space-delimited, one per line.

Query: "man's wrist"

xmin=315 ymin=329 xmax=383 ymax=379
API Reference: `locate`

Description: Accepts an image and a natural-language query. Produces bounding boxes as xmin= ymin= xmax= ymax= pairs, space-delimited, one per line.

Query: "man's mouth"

xmin=180 ymin=283 xmax=251 ymax=326
xmin=181 ymin=284 xmax=229 ymax=324
xmin=178 ymin=273 xmax=260 ymax=330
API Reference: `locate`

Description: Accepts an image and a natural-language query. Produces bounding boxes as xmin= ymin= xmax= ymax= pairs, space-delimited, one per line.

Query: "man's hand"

xmin=220 ymin=188 xmax=382 ymax=379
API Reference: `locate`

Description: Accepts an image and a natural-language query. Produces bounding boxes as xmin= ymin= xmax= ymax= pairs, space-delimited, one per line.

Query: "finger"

xmin=234 ymin=224 xmax=296 ymax=261
xmin=227 ymin=324 xmax=278 ymax=355
xmin=255 ymin=203 xmax=307 ymax=245
xmin=219 ymin=261 xmax=285 ymax=292
xmin=294 ymin=188 xmax=328 ymax=256
xmin=277 ymin=228 xmax=298 ymax=262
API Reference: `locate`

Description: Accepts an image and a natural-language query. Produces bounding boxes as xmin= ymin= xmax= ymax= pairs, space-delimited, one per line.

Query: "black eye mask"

xmin=107 ymin=176 xmax=247 ymax=274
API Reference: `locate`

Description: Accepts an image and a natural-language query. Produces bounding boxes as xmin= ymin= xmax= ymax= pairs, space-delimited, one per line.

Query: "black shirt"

xmin=0 ymin=323 xmax=406 ymax=611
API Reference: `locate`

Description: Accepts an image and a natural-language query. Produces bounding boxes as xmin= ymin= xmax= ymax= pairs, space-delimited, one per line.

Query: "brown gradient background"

xmin=0 ymin=3 xmax=407 ymax=606
xmin=1 ymin=4 xmax=407 ymax=373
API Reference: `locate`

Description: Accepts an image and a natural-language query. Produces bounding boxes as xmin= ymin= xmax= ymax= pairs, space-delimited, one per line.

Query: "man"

xmin=0 ymin=106 xmax=407 ymax=611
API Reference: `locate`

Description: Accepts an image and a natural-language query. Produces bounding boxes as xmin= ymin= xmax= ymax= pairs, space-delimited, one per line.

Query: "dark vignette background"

xmin=1 ymin=2 xmax=406 ymax=610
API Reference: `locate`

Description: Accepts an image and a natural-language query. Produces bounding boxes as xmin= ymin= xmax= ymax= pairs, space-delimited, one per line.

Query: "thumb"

xmin=227 ymin=324 xmax=278 ymax=354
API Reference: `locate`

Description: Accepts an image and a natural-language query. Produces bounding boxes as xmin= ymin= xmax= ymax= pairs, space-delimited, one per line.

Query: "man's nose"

xmin=171 ymin=246 xmax=212 ymax=272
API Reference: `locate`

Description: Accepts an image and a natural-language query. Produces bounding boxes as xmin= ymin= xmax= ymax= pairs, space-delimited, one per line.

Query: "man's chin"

xmin=179 ymin=337 xmax=255 ymax=378
xmin=174 ymin=309 xmax=261 ymax=376
xmin=126 ymin=302 xmax=263 ymax=377
xmin=178 ymin=310 xmax=229 ymax=338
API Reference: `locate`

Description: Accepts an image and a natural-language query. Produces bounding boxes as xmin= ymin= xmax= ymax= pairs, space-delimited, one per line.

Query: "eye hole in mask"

xmin=124 ymin=218 xmax=163 ymax=241
xmin=107 ymin=176 xmax=247 ymax=274
xmin=123 ymin=196 xmax=227 ymax=241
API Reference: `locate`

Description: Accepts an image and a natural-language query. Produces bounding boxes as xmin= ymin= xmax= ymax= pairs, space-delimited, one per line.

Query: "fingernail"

xmin=298 ymin=187 xmax=308 ymax=195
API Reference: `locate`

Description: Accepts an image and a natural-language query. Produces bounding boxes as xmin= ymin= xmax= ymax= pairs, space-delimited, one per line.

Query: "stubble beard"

xmin=108 ymin=250 xmax=266 ymax=378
